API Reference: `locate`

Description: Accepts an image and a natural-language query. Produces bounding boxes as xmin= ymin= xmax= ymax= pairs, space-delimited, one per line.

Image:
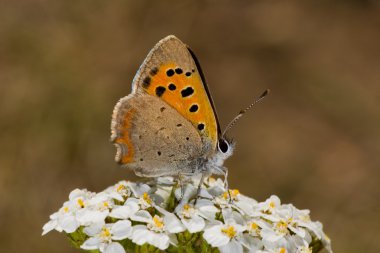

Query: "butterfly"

xmin=111 ymin=35 xmax=268 ymax=190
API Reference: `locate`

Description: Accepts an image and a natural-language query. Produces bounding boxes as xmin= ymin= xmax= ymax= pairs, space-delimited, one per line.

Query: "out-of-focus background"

xmin=1 ymin=1 xmax=379 ymax=252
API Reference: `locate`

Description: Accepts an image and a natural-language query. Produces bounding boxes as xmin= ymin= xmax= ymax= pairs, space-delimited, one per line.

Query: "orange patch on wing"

xmin=145 ymin=63 xmax=217 ymax=148
xmin=115 ymin=108 xmax=136 ymax=164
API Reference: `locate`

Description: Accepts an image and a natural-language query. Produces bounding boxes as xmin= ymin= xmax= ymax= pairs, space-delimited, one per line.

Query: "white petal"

xmin=164 ymin=213 xmax=185 ymax=233
xmin=262 ymin=236 xmax=288 ymax=251
xmin=260 ymin=228 xmax=283 ymax=242
xmin=289 ymin=225 xmax=306 ymax=238
xmin=231 ymin=211 xmax=245 ymax=226
xmin=261 ymin=213 xmax=280 ymax=222
xmin=89 ymin=192 xmax=109 ymax=206
xmin=207 ymin=185 xmax=225 ymax=197
xmin=241 ymin=234 xmax=263 ymax=251
xmin=219 ymin=239 xmax=243 ymax=253
xmin=234 ymin=200 xmax=254 ymax=216
xmin=156 ymin=177 xmax=174 ymax=185
xmin=104 ymin=242 xmax=126 ymax=253
xmin=125 ymin=197 xmax=139 ymax=205
xmin=83 ymin=222 xmax=103 ymax=236
xmin=131 ymin=225 xmax=149 ymax=245
xmin=69 ymin=189 xmax=87 ymax=201
xmin=233 ymin=223 xmax=246 ymax=233
xmin=196 ymin=199 xmax=218 ymax=209
xmin=77 ymin=209 xmax=109 ymax=225
xmin=199 ymin=188 xmax=213 ymax=199
xmin=128 ymin=182 xmax=150 ymax=197
xmin=182 ymin=216 xmax=205 ymax=233
xmin=168 ymin=233 xmax=178 ymax=246
xmin=108 ymin=191 xmax=124 ymax=202
xmin=49 ymin=211 xmax=59 ymax=219
xmin=270 ymin=195 xmax=281 ymax=205
xmin=299 ymin=221 xmax=323 ymax=239
xmin=175 ymin=184 xmax=196 ymax=202
xmin=42 ymin=220 xmax=58 ymax=235
xmin=148 ymin=232 xmax=170 ymax=250
xmin=59 ymin=215 xmax=79 ymax=233
xmin=203 ymin=225 xmax=230 ymax=247
xmin=111 ymin=220 xmax=132 ymax=240
xmin=81 ymin=237 xmax=101 ymax=250
xmin=155 ymin=204 xmax=171 ymax=216
xmin=130 ymin=210 xmax=152 ymax=223
xmin=222 ymin=208 xmax=234 ymax=222
xmin=197 ymin=200 xmax=220 ymax=220
xmin=110 ymin=204 xmax=137 ymax=219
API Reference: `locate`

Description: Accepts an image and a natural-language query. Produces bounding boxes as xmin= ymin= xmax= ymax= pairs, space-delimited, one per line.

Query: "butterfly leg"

xmin=215 ymin=166 xmax=232 ymax=203
xmin=177 ymin=173 xmax=186 ymax=201
xmin=193 ymin=172 xmax=206 ymax=205
xmin=223 ymin=168 xmax=233 ymax=203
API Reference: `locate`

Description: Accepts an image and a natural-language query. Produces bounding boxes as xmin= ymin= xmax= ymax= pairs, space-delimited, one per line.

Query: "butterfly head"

xmin=217 ymin=137 xmax=234 ymax=157
xmin=207 ymin=136 xmax=234 ymax=173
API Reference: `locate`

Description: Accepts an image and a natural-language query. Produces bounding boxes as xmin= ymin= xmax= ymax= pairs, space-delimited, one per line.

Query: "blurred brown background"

xmin=1 ymin=0 xmax=379 ymax=252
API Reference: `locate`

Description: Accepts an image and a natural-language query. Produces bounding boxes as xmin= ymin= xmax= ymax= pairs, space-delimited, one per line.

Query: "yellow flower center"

xmin=103 ymin=201 xmax=109 ymax=208
xmin=152 ymin=215 xmax=164 ymax=229
xmin=269 ymin=201 xmax=275 ymax=209
xmin=279 ymin=248 xmax=287 ymax=253
xmin=143 ymin=192 xmax=152 ymax=205
xmin=77 ymin=198 xmax=85 ymax=208
xmin=222 ymin=189 xmax=240 ymax=200
xmin=181 ymin=204 xmax=197 ymax=219
xmin=275 ymin=220 xmax=289 ymax=235
xmin=221 ymin=225 xmax=237 ymax=238
xmin=116 ymin=184 xmax=125 ymax=192
xmin=251 ymin=222 xmax=258 ymax=230
xmin=101 ymin=227 xmax=111 ymax=238
xmin=248 ymin=221 xmax=260 ymax=236
xmin=63 ymin=206 xmax=69 ymax=213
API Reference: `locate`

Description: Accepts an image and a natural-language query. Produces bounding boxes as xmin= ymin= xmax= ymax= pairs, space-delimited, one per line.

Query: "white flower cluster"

xmin=42 ymin=177 xmax=332 ymax=253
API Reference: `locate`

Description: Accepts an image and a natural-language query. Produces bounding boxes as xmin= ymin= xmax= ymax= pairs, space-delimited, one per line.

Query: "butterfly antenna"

xmin=222 ymin=89 xmax=270 ymax=137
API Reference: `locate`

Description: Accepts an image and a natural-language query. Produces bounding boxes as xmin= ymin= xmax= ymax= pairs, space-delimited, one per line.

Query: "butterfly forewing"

xmin=132 ymin=36 xmax=218 ymax=154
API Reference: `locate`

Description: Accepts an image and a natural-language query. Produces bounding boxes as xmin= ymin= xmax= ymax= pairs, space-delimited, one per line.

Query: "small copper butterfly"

xmin=111 ymin=35 xmax=268 ymax=188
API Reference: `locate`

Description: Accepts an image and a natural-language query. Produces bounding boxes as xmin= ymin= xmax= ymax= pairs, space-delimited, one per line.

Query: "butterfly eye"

xmin=218 ymin=139 xmax=229 ymax=153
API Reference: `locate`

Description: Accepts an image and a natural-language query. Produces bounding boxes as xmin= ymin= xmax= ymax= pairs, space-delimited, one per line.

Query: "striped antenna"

xmin=222 ymin=89 xmax=270 ymax=137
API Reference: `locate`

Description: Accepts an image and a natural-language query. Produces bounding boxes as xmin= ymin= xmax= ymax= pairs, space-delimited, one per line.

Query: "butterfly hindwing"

xmin=111 ymin=93 xmax=203 ymax=177
xmin=132 ymin=36 xmax=218 ymax=155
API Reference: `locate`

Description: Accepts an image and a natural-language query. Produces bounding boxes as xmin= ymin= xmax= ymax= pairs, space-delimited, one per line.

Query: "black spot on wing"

xmin=155 ymin=86 xmax=166 ymax=97
xmin=150 ymin=67 xmax=159 ymax=76
xmin=189 ymin=104 xmax=199 ymax=112
xmin=181 ymin=87 xmax=194 ymax=97
xmin=166 ymin=69 xmax=175 ymax=77
xmin=142 ymin=76 xmax=151 ymax=88
xmin=198 ymin=123 xmax=205 ymax=131
xmin=175 ymin=68 xmax=183 ymax=74
xmin=168 ymin=83 xmax=176 ymax=91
